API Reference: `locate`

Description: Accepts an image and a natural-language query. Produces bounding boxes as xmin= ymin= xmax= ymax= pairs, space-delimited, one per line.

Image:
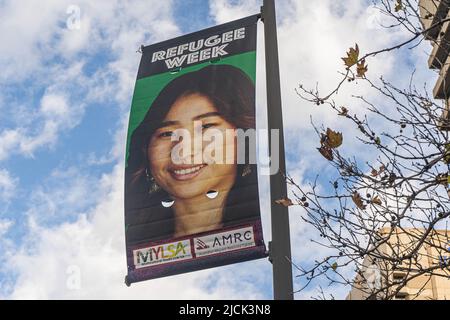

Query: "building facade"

xmin=420 ymin=0 xmax=450 ymax=129
xmin=347 ymin=228 xmax=450 ymax=300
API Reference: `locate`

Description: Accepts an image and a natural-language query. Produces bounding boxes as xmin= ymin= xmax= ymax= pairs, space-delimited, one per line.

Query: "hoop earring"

xmin=146 ymin=168 xmax=161 ymax=194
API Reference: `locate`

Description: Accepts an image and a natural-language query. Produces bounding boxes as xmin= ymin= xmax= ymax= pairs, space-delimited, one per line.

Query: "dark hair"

xmin=125 ymin=64 xmax=260 ymax=245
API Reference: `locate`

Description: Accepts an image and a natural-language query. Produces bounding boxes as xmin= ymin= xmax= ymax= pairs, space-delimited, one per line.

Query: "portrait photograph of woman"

xmin=125 ymin=64 xmax=263 ymax=248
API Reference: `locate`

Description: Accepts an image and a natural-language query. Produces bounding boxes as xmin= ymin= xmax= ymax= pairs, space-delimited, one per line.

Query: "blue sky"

xmin=0 ymin=0 xmax=436 ymax=299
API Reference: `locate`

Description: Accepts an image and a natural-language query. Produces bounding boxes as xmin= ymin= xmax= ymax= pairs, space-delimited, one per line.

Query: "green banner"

xmin=124 ymin=15 xmax=266 ymax=285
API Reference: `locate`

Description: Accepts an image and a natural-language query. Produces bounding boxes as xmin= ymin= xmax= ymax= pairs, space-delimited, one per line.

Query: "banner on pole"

xmin=125 ymin=15 xmax=266 ymax=284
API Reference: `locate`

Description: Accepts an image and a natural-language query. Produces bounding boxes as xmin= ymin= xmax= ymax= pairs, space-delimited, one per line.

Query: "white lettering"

xmin=199 ymin=48 xmax=212 ymax=61
xmin=151 ymin=27 xmax=248 ymax=69
xmin=222 ymin=31 xmax=234 ymax=43
xmin=166 ymin=46 xmax=178 ymax=59
xmin=152 ymin=51 xmax=166 ymax=62
xmin=187 ymin=51 xmax=199 ymax=64
xmin=212 ymin=44 xmax=229 ymax=58
xmin=234 ymin=27 xmax=246 ymax=40
xmin=189 ymin=39 xmax=204 ymax=52
xmin=165 ymin=55 xmax=188 ymax=69
xmin=205 ymin=35 xmax=221 ymax=47
xmin=177 ymin=43 xmax=189 ymax=56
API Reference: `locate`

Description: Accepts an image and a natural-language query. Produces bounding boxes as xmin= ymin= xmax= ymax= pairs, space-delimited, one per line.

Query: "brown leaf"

xmin=352 ymin=192 xmax=366 ymax=210
xmin=320 ymin=133 xmax=327 ymax=145
xmin=444 ymin=144 xmax=450 ymax=164
xmin=356 ymin=59 xmax=368 ymax=78
xmin=318 ymin=146 xmax=334 ymax=161
xmin=379 ymin=165 xmax=386 ymax=173
xmin=371 ymin=196 xmax=382 ymax=206
xmin=436 ymin=173 xmax=448 ymax=186
xmin=388 ymin=173 xmax=397 ymax=185
xmin=342 ymin=44 xmax=359 ymax=68
xmin=339 ymin=106 xmax=349 ymax=116
xmin=395 ymin=0 xmax=404 ymax=12
xmin=275 ymin=197 xmax=293 ymax=207
xmin=326 ymin=128 xmax=343 ymax=148
xmin=371 ymin=168 xmax=378 ymax=177
xmin=375 ymin=137 xmax=381 ymax=145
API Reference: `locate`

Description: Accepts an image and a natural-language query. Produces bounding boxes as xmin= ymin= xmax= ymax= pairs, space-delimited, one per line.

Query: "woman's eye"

xmin=158 ymin=131 xmax=173 ymax=138
xmin=202 ymin=123 xmax=217 ymax=130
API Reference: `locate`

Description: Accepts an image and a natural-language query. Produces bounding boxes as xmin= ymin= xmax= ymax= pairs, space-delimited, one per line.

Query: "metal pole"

xmin=262 ymin=0 xmax=294 ymax=300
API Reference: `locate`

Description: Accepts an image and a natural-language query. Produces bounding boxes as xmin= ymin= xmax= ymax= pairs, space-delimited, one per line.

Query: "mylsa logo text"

xmin=133 ymin=240 xmax=192 ymax=268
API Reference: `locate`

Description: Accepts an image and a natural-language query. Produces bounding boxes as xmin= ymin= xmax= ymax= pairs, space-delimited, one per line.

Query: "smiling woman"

xmin=125 ymin=64 xmax=260 ymax=244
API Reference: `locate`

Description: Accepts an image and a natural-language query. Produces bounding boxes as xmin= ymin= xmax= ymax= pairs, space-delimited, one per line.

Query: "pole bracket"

xmin=267 ymin=241 xmax=274 ymax=264
xmin=260 ymin=6 xmax=265 ymax=22
xmin=125 ymin=275 xmax=131 ymax=287
xmin=136 ymin=44 xmax=144 ymax=54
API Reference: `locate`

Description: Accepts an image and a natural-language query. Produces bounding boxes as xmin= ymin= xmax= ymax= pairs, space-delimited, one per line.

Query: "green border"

xmin=125 ymin=51 xmax=257 ymax=166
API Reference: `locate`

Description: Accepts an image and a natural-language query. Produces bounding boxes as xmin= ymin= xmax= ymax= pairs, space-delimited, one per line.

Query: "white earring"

xmin=161 ymin=199 xmax=174 ymax=208
xmin=206 ymin=190 xmax=219 ymax=199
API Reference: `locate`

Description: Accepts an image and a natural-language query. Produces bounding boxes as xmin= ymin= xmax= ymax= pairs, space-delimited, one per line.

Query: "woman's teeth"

xmin=173 ymin=165 xmax=205 ymax=175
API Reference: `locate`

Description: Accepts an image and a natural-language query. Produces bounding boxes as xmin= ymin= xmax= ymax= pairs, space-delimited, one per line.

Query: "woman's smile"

xmin=169 ymin=164 xmax=207 ymax=181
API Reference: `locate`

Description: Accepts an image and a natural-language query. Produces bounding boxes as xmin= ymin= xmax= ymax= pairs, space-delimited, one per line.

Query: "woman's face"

xmin=148 ymin=93 xmax=237 ymax=200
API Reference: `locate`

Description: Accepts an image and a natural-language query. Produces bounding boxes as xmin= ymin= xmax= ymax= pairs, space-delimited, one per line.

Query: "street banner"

xmin=125 ymin=15 xmax=266 ymax=284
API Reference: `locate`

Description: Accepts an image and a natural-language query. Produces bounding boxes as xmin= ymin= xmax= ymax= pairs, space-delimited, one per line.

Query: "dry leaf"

xmin=375 ymin=137 xmax=381 ymax=145
xmin=339 ymin=107 xmax=349 ymax=116
xmin=318 ymin=146 xmax=334 ymax=161
xmin=326 ymin=128 xmax=343 ymax=148
xmin=388 ymin=173 xmax=397 ymax=185
xmin=445 ymin=144 xmax=450 ymax=164
xmin=371 ymin=196 xmax=382 ymax=206
xmin=436 ymin=174 xmax=448 ymax=185
xmin=371 ymin=168 xmax=378 ymax=177
xmin=352 ymin=192 xmax=366 ymax=210
xmin=342 ymin=44 xmax=359 ymax=68
xmin=320 ymin=133 xmax=327 ymax=145
xmin=331 ymin=262 xmax=338 ymax=271
xmin=275 ymin=198 xmax=293 ymax=207
xmin=395 ymin=0 xmax=404 ymax=12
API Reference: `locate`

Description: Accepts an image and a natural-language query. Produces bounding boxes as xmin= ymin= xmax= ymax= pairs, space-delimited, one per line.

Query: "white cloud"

xmin=0 ymin=91 xmax=82 ymax=159
xmin=0 ymin=169 xmax=18 ymax=203
xmin=0 ymin=0 xmax=180 ymax=162
xmin=0 ymin=130 xmax=21 ymax=161
xmin=209 ymin=0 xmax=261 ymax=23
xmin=0 ymin=219 xmax=13 ymax=236
xmin=24 ymin=167 xmax=105 ymax=226
xmin=22 ymin=93 xmax=81 ymax=154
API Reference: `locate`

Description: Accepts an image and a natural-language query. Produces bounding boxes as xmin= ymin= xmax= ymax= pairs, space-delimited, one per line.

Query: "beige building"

xmin=347 ymin=228 xmax=450 ymax=300
xmin=419 ymin=0 xmax=450 ymax=128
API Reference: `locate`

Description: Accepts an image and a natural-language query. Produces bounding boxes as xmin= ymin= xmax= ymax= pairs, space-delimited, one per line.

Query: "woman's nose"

xmin=171 ymin=123 xmax=203 ymax=164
